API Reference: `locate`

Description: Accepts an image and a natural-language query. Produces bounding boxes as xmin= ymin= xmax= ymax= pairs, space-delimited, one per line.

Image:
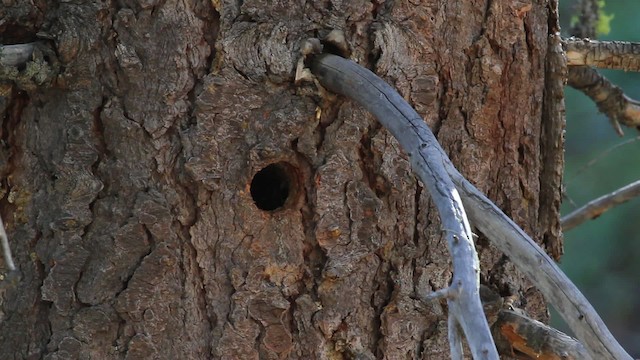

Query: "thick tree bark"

xmin=0 ymin=0 xmax=563 ymax=359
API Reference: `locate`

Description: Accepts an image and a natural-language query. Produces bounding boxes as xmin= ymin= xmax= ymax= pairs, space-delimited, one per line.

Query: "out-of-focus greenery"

xmin=555 ymin=1 xmax=640 ymax=355
xmin=569 ymin=0 xmax=614 ymax=35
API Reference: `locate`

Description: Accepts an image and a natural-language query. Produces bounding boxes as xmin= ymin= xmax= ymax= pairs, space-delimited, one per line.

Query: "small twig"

xmin=567 ymin=65 xmax=640 ymax=134
xmin=565 ymin=136 xmax=640 ymax=186
xmin=565 ymin=38 xmax=640 ymax=72
xmin=565 ymin=4 xmax=640 ymax=134
xmin=310 ymin=53 xmax=499 ymax=359
xmin=0 ymin=215 xmax=18 ymax=289
xmin=562 ymin=179 xmax=640 ymax=231
xmin=421 ymin=286 xmax=458 ymax=303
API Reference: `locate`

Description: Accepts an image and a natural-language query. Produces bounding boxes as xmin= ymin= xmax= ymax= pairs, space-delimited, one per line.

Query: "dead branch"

xmin=565 ymin=137 xmax=640 ymax=186
xmin=307 ymin=53 xmax=633 ymax=360
xmin=565 ymin=38 xmax=640 ymax=72
xmin=449 ymin=315 xmax=465 ymax=360
xmin=0 ymin=43 xmax=35 ymax=67
xmin=562 ymin=179 xmax=640 ymax=231
xmin=0 ymin=45 xmax=28 ymax=278
xmin=0 ymin=214 xmax=19 ymax=290
xmin=565 ymin=3 xmax=640 ymax=134
xmin=480 ymin=286 xmax=591 ymax=359
xmin=567 ymin=65 xmax=640 ymax=133
xmin=309 ymin=53 xmax=499 ymax=359
xmin=448 ymin=167 xmax=632 ymax=360
xmin=0 ymin=42 xmax=58 ymax=91
xmin=0 ymin=215 xmax=15 ymax=273
xmin=493 ymin=309 xmax=592 ymax=359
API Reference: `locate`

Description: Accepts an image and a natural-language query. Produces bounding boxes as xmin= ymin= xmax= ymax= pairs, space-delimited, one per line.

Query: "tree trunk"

xmin=0 ymin=0 xmax=564 ymax=359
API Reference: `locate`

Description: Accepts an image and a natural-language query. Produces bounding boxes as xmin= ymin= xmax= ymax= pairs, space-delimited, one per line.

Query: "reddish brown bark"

xmin=0 ymin=0 xmax=563 ymax=358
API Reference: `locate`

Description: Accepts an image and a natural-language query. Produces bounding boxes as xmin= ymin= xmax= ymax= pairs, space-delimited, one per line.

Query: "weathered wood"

xmin=493 ymin=309 xmax=592 ymax=360
xmin=310 ymin=52 xmax=498 ymax=359
xmin=0 ymin=43 xmax=35 ymax=67
xmin=310 ymin=52 xmax=632 ymax=360
xmin=450 ymin=166 xmax=633 ymax=360
xmin=565 ymin=38 xmax=640 ymax=72
xmin=562 ymin=179 xmax=640 ymax=231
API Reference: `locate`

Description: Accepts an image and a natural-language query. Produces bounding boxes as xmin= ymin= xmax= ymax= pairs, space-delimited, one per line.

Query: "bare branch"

xmin=449 ymin=315 xmax=464 ymax=360
xmin=565 ymin=137 xmax=640 ymax=186
xmin=0 ymin=42 xmax=59 ymax=91
xmin=567 ymin=65 xmax=640 ymax=133
xmin=0 ymin=215 xmax=15 ymax=273
xmin=565 ymin=38 xmax=640 ymax=72
xmin=0 ymin=43 xmax=35 ymax=67
xmin=448 ymin=168 xmax=632 ymax=360
xmin=0 ymin=218 xmax=16 ymax=271
xmin=305 ymin=52 xmax=633 ymax=360
xmin=565 ymin=5 xmax=640 ymax=134
xmin=420 ymin=286 xmax=458 ymax=302
xmin=310 ymin=53 xmax=499 ymax=359
xmin=0 ymin=214 xmax=19 ymax=290
xmin=493 ymin=309 xmax=592 ymax=359
xmin=479 ymin=286 xmax=591 ymax=359
xmin=562 ymin=179 xmax=640 ymax=231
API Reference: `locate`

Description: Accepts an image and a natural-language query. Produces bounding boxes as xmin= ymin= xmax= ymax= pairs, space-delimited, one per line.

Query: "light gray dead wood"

xmin=309 ymin=53 xmax=633 ymax=360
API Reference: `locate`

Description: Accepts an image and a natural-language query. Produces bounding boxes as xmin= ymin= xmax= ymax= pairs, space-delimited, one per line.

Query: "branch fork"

xmin=299 ymin=37 xmax=633 ymax=359
xmin=304 ymin=44 xmax=498 ymax=359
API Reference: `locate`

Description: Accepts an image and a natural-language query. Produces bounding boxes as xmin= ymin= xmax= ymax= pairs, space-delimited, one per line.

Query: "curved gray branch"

xmin=447 ymin=167 xmax=632 ymax=360
xmin=309 ymin=53 xmax=632 ymax=360
xmin=0 ymin=43 xmax=35 ymax=67
xmin=310 ymin=53 xmax=498 ymax=359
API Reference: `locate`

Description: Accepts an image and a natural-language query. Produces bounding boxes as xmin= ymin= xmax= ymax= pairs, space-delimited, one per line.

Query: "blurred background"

xmin=555 ymin=1 xmax=640 ymax=356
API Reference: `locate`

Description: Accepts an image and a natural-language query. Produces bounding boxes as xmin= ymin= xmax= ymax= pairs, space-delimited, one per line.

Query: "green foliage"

xmin=569 ymin=14 xmax=580 ymax=28
xmin=558 ymin=2 xmax=640 ymax=356
xmin=596 ymin=0 xmax=614 ymax=36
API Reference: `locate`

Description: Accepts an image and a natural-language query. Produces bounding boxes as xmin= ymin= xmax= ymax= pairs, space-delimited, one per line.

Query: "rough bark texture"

xmin=0 ymin=0 xmax=563 ymax=359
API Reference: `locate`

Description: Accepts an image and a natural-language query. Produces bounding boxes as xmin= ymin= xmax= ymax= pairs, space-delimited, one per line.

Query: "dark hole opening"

xmin=250 ymin=163 xmax=294 ymax=211
xmin=321 ymin=41 xmax=343 ymax=56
